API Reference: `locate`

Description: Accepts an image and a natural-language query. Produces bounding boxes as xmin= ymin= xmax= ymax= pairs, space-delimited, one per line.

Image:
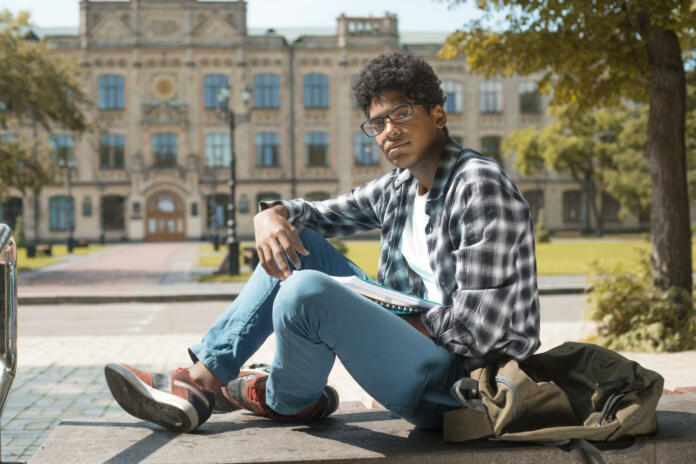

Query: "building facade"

xmin=1 ymin=0 xmax=646 ymax=242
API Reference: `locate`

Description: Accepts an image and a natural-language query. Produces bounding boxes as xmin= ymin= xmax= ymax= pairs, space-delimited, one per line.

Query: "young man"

xmin=104 ymin=52 xmax=540 ymax=433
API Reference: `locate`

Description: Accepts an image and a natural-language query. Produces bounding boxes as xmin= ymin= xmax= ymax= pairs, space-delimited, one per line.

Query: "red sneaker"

xmin=104 ymin=363 xmax=215 ymax=433
xmin=224 ymin=371 xmax=339 ymax=422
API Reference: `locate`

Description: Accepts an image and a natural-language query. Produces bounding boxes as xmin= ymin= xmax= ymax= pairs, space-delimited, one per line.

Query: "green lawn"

xmin=195 ymin=236 xmax=696 ymax=282
xmin=344 ymin=238 xmax=696 ymax=277
xmin=17 ymin=244 xmax=109 ymax=270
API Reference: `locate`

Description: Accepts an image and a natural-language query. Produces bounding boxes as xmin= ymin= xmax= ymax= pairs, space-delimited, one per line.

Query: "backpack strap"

xmin=443 ymin=376 xmax=494 ymax=442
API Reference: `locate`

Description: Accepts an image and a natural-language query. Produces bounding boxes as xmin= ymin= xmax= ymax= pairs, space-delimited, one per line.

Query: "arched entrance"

xmin=145 ymin=190 xmax=186 ymax=241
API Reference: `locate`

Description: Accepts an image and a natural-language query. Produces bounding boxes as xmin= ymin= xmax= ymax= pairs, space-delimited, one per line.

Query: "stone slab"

xmin=28 ymin=394 xmax=696 ymax=464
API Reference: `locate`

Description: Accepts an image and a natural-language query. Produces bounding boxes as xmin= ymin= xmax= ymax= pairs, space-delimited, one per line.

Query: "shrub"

xmin=585 ymin=244 xmax=696 ymax=352
xmin=534 ymin=208 xmax=551 ymax=243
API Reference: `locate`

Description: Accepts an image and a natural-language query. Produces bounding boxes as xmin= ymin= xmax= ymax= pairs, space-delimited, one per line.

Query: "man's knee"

xmin=272 ymin=270 xmax=334 ymax=329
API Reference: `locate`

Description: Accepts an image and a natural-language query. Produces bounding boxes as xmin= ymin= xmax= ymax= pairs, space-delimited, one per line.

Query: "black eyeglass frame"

xmin=360 ymin=102 xmax=432 ymax=137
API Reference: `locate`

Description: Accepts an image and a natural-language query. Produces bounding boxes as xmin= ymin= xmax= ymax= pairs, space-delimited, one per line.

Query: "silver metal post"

xmin=0 ymin=224 xmax=18 ymax=461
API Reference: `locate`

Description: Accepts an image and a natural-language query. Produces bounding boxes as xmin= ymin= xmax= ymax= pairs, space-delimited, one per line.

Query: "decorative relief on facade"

xmin=194 ymin=15 xmax=239 ymax=43
xmin=152 ymin=76 xmax=177 ymax=100
xmin=142 ymin=102 xmax=188 ymax=125
xmin=142 ymin=13 xmax=185 ymax=43
xmin=90 ymin=14 xmax=134 ymax=44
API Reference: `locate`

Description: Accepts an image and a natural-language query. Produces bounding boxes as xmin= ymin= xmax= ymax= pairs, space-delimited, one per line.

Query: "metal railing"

xmin=0 ymin=224 xmax=18 ymax=460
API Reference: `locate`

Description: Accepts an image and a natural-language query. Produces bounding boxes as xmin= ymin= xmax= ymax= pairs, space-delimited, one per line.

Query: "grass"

xmin=16 ymin=244 xmax=109 ymax=270
xmin=197 ymin=235 xmax=696 ymax=282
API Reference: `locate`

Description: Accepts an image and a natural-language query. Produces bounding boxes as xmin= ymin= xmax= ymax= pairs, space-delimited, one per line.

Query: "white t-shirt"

xmin=398 ymin=190 xmax=443 ymax=304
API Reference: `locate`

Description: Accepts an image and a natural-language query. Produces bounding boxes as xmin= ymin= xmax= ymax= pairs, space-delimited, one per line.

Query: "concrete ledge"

xmin=29 ymin=394 xmax=696 ymax=463
xmin=17 ymin=286 xmax=586 ymax=305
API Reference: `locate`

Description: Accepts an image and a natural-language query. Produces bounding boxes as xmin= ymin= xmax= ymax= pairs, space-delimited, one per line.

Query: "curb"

xmin=17 ymin=286 xmax=587 ymax=305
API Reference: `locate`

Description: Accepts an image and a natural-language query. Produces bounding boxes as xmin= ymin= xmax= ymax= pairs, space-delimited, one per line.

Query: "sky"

xmin=4 ymin=0 xmax=483 ymax=31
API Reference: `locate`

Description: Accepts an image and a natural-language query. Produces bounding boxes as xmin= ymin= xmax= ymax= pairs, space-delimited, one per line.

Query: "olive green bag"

xmin=444 ymin=342 xmax=664 ymax=448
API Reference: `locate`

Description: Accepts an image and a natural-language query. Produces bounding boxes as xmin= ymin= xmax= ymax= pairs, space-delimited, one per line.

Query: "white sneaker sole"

xmin=104 ymin=363 xmax=199 ymax=433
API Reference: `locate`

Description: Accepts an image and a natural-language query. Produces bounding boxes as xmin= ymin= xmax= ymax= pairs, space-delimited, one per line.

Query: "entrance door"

xmin=145 ymin=191 xmax=186 ymax=241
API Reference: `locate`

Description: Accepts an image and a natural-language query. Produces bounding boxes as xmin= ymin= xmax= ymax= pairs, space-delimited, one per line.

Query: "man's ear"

xmin=431 ymin=104 xmax=447 ymax=128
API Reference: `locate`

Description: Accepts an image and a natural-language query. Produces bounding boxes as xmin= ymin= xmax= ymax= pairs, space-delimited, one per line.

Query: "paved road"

xmin=17 ymin=293 xmax=589 ymax=336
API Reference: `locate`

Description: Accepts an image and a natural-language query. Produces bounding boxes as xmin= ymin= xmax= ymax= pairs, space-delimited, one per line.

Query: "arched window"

xmin=152 ymin=133 xmax=178 ymax=168
xmin=204 ymin=74 xmax=229 ymax=109
xmin=519 ymin=81 xmax=542 ymax=114
xmin=563 ymin=190 xmax=587 ymax=223
xmin=480 ymin=135 xmax=503 ymax=164
xmin=442 ymin=80 xmax=463 ymax=113
xmin=254 ymin=74 xmax=280 ymax=108
xmin=49 ymin=196 xmax=74 ymax=231
xmin=306 ymin=132 xmax=329 ymax=166
xmin=98 ymin=75 xmax=124 ymax=110
xmin=255 ymin=133 xmax=281 ymax=167
xmin=205 ymin=133 xmax=231 ymax=167
xmin=49 ymin=134 xmax=75 ymax=168
xmin=99 ymin=134 xmax=125 ymax=169
xmin=304 ymin=74 xmax=329 ymax=108
xmin=354 ymin=132 xmax=380 ymax=166
xmin=480 ymin=80 xmax=503 ymax=113
xmin=523 ymin=189 xmax=545 ymax=223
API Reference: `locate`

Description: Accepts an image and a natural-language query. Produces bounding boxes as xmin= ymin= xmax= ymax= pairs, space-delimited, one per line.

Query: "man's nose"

xmin=384 ymin=118 xmax=401 ymax=138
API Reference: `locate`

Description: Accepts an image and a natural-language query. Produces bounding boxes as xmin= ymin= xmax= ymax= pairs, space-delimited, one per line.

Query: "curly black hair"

xmin=352 ymin=52 xmax=445 ymax=118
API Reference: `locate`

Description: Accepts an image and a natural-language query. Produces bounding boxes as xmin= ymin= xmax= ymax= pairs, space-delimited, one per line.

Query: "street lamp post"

xmin=217 ymin=84 xmax=252 ymax=275
xmin=96 ymin=177 xmax=105 ymax=245
xmin=62 ymin=150 xmax=74 ymax=253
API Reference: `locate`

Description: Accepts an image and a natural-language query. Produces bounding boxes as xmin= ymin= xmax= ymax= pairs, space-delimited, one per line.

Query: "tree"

xmin=0 ymin=10 xmax=90 ymax=238
xmin=441 ymin=1 xmax=696 ymax=292
xmin=504 ymin=104 xmax=650 ymax=236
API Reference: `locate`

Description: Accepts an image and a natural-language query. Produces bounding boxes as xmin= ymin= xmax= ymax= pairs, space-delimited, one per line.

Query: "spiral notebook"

xmin=330 ymin=275 xmax=439 ymax=315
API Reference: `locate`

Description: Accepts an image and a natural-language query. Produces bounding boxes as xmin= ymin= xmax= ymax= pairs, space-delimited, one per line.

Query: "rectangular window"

xmin=49 ymin=134 xmax=75 ymax=168
xmin=480 ymin=80 xmax=503 ymax=113
xmin=206 ymin=194 xmax=230 ymax=228
xmin=99 ymin=134 xmax=125 ymax=169
xmin=254 ymin=74 xmax=280 ymax=108
xmin=519 ymin=81 xmax=542 ymax=114
xmin=152 ymin=133 xmax=178 ymax=168
xmin=480 ymin=135 xmax=503 ymax=164
xmin=523 ymin=189 xmax=545 ymax=223
xmin=305 ymin=132 xmax=329 ymax=166
xmin=49 ymin=196 xmax=74 ymax=231
xmin=98 ymin=75 xmax=125 ymax=110
xmin=354 ymin=132 xmax=380 ymax=166
xmin=563 ymin=190 xmax=587 ymax=223
xmin=255 ymin=132 xmax=280 ymax=167
xmin=304 ymin=74 xmax=329 ymax=108
xmin=205 ymin=133 xmax=231 ymax=167
xmin=204 ymin=74 xmax=229 ymax=109
xmin=442 ymin=81 xmax=463 ymax=113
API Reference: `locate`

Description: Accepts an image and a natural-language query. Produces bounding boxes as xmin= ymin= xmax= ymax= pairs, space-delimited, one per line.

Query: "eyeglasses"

xmin=360 ymin=102 xmax=430 ymax=137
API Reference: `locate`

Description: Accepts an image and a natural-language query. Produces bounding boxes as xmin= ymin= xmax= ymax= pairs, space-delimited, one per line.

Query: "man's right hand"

xmin=253 ymin=204 xmax=309 ymax=280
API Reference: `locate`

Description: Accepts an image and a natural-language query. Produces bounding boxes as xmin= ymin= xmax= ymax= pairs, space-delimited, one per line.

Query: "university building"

xmin=1 ymin=0 xmax=645 ymax=243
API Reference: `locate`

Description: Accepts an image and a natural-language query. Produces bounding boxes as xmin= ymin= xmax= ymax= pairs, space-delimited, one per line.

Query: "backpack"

xmin=444 ymin=342 xmax=664 ymax=458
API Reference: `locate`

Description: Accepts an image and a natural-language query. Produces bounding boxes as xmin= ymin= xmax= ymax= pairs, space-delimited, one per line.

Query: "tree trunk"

xmin=586 ymin=176 xmax=603 ymax=237
xmin=643 ymin=21 xmax=692 ymax=292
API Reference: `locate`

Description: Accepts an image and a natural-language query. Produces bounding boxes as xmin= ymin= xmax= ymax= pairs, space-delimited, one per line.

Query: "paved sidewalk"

xmin=17 ymin=242 xmax=588 ymax=305
xmin=2 ymin=321 xmax=696 ymax=462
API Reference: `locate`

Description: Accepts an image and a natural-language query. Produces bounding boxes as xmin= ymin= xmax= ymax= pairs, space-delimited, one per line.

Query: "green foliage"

xmin=13 ymin=215 xmax=26 ymax=248
xmin=0 ymin=10 xmax=91 ymax=198
xmin=585 ymin=245 xmax=696 ymax=352
xmin=504 ymin=104 xmax=651 ymax=231
xmin=534 ymin=208 xmax=551 ymax=243
xmin=440 ymin=1 xmax=695 ymax=110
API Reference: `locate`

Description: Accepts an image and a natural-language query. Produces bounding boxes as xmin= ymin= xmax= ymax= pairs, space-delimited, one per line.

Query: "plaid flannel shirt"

xmin=261 ymin=139 xmax=540 ymax=369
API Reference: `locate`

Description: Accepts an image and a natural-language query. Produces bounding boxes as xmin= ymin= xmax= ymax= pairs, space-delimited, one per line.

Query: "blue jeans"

xmin=189 ymin=229 xmax=467 ymax=428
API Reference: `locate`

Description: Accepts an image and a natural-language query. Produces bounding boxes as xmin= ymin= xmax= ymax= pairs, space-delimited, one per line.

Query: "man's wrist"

xmin=272 ymin=204 xmax=289 ymax=219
